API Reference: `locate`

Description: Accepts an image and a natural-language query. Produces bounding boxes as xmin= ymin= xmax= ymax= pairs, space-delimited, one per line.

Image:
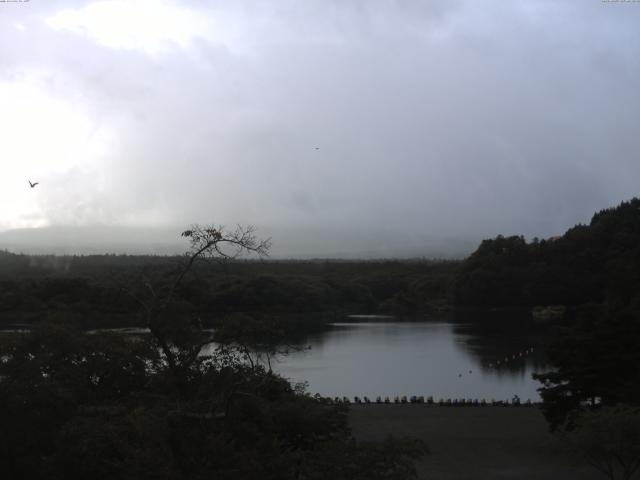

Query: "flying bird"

xmin=28 ymin=180 xmax=39 ymax=188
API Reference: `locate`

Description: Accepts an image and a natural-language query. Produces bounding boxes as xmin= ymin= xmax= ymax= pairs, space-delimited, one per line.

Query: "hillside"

xmin=453 ymin=197 xmax=640 ymax=308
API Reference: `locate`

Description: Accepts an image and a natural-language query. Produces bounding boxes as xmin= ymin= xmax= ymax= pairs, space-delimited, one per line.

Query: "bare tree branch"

xmin=153 ymin=225 xmax=270 ymax=373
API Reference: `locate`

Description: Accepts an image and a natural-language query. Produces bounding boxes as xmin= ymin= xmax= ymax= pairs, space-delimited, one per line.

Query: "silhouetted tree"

xmin=124 ymin=225 xmax=270 ymax=390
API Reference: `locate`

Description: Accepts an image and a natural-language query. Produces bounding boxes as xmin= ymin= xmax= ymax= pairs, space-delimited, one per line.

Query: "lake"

xmin=273 ymin=317 xmax=548 ymax=401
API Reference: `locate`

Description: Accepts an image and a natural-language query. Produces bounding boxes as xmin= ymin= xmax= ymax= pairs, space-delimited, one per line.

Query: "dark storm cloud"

xmin=1 ymin=0 xmax=639 ymax=255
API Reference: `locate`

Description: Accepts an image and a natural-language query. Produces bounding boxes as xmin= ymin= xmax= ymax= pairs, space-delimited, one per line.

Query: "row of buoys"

xmin=322 ymin=395 xmax=537 ymax=407
xmin=487 ymin=347 xmax=535 ymax=369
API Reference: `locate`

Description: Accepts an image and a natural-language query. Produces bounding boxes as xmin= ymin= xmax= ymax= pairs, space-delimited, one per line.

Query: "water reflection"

xmin=274 ymin=318 xmax=548 ymax=401
xmin=451 ymin=311 xmax=549 ymax=375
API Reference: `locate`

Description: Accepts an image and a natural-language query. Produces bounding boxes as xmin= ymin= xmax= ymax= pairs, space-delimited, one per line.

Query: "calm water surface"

xmin=274 ymin=320 xmax=547 ymax=401
xmin=3 ymin=317 xmax=548 ymax=401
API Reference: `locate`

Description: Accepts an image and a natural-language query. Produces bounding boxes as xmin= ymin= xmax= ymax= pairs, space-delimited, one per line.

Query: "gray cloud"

xmin=0 ymin=0 xmax=639 ymax=255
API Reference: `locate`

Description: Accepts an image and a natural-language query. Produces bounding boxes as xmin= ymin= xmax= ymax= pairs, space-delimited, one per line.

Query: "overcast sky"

xmin=1 ymin=0 xmax=639 ymax=253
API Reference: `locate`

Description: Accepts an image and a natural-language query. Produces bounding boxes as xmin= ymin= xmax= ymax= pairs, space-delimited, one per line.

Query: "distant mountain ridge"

xmin=0 ymin=225 xmax=477 ymax=259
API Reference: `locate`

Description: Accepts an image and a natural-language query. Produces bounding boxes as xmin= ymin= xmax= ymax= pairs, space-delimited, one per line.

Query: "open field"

xmin=349 ymin=405 xmax=600 ymax=480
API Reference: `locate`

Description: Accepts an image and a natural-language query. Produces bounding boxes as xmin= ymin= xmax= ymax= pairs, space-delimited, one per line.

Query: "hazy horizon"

xmin=0 ymin=224 xmax=480 ymax=259
xmin=0 ymin=194 xmax=625 ymax=258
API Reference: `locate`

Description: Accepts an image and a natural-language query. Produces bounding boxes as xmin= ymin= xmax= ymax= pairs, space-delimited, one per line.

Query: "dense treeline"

xmin=453 ymin=198 xmax=640 ymax=308
xmin=0 ymin=253 xmax=456 ymax=329
xmin=534 ymin=301 xmax=640 ymax=429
